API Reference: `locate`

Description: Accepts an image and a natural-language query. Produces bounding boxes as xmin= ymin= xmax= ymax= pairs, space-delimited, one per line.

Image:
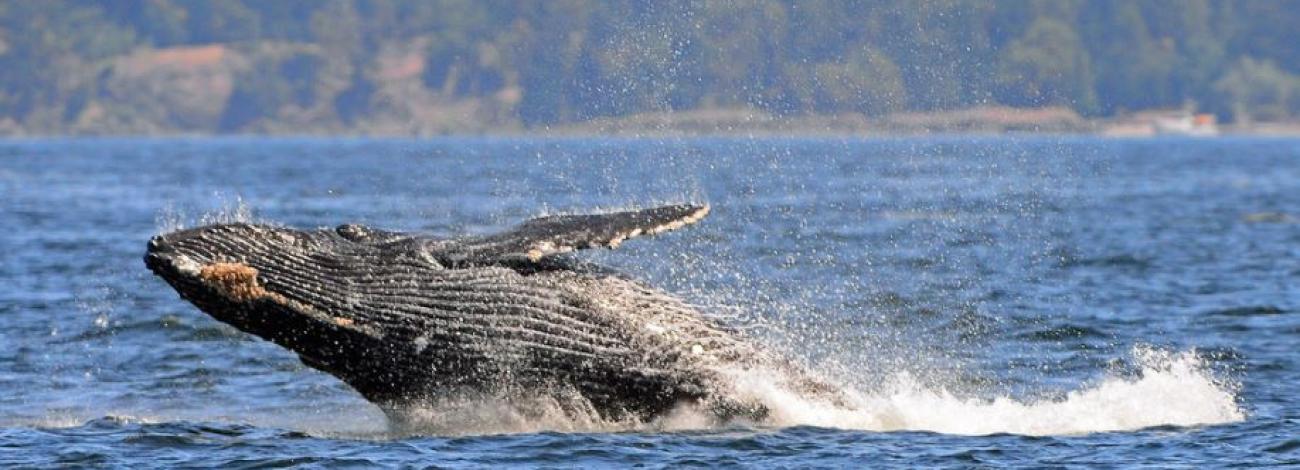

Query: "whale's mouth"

xmin=147 ymin=223 xmax=295 ymax=300
xmin=146 ymin=229 xmax=371 ymax=331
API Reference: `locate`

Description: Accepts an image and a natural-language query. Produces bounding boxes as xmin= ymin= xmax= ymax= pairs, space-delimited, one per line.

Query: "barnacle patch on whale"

xmin=198 ymin=262 xmax=275 ymax=302
xmin=196 ymin=262 xmax=371 ymax=334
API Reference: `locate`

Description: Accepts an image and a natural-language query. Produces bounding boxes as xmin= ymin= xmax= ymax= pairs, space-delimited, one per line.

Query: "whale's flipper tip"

xmin=465 ymin=204 xmax=711 ymax=263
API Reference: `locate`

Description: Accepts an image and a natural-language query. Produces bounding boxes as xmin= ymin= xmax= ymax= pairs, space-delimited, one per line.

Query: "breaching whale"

xmin=144 ymin=204 xmax=842 ymax=423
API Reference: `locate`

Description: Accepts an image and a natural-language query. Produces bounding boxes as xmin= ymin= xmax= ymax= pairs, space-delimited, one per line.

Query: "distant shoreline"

xmin=5 ymin=106 xmax=1299 ymax=139
xmin=5 ymin=132 xmax=1300 ymax=142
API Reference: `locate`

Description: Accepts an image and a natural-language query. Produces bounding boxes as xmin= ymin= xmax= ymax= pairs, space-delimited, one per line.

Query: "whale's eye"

xmin=336 ymin=223 xmax=372 ymax=242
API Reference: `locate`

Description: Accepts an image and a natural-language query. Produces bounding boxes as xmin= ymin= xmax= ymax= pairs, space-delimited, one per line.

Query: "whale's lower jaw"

xmin=144 ymin=225 xmax=777 ymax=422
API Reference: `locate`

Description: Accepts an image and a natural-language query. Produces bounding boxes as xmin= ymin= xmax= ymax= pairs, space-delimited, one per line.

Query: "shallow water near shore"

xmin=1 ymin=137 xmax=1297 ymax=467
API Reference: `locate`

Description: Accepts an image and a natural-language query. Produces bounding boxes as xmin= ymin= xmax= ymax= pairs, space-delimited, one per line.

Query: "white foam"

xmin=743 ymin=346 xmax=1245 ymax=436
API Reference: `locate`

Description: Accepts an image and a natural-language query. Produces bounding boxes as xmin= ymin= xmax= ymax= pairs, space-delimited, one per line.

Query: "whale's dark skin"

xmin=145 ymin=205 xmax=842 ymax=423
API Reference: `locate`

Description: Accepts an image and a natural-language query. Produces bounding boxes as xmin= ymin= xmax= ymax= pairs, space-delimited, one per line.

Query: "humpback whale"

xmin=145 ymin=204 xmax=841 ymax=423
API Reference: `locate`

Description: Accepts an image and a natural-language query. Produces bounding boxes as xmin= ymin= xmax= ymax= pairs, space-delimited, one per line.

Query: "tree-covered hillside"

xmin=1 ymin=0 xmax=1299 ymax=134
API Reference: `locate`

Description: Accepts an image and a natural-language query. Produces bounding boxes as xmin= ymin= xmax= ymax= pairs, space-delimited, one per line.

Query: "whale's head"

xmin=144 ymin=223 xmax=436 ymax=402
xmin=145 ymin=223 xmax=399 ymax=323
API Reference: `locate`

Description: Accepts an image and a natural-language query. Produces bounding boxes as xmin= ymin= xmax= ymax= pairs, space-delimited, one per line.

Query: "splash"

xmin=729 ymin=346 xmax=1244 ymax=436
xmin=154 ymin=195 xmax=257 ymax=234
xmin=199 ymin=195 xmax=256 ymax=225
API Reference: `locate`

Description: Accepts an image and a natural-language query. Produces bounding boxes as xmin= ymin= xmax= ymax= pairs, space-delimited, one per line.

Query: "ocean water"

xmin=0 ymin=137 xmax=1296 ymax=467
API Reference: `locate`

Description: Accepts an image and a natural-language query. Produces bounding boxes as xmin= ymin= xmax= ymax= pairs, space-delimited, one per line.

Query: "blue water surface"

xmin=0 ymin=137 xmax=1296 ymax=467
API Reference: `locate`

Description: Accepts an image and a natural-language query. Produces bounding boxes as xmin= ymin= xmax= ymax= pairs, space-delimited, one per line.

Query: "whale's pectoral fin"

xmin=462 ymin=204 xmax=710 ymax=263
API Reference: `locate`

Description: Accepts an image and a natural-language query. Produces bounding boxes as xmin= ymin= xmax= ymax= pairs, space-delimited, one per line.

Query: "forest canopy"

xmin=1 ymin=0 xmax=1298 ymax=134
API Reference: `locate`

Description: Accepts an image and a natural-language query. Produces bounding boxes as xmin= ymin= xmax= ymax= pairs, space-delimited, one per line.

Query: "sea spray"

xmin=154 ymin=194 xmax=257 ymax=234
xmin=721 ymin=345 xmax=1243 ymax=436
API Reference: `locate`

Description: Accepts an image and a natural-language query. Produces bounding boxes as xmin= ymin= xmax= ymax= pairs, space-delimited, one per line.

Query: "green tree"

xmin=1213 ymin=57 xmax=1300 ymax=123
xmin=1081 ymin=1 xmax=1178 ymax=113
xmin=813 ymin=46 xmax=907 ymax=116
xmin=995 ymin=17 xmax=1096 ymax=111
xmin=178 ymin=0 xmax=261 ymax=43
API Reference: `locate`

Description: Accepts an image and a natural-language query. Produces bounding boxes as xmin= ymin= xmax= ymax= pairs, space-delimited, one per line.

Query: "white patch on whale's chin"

xmin=172 ymin=256 xmax=202 ymax=276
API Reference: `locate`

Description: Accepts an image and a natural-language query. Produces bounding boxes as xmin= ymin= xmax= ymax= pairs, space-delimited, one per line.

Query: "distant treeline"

xmin=1 ymin=0 xmax=1299 ymax=134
